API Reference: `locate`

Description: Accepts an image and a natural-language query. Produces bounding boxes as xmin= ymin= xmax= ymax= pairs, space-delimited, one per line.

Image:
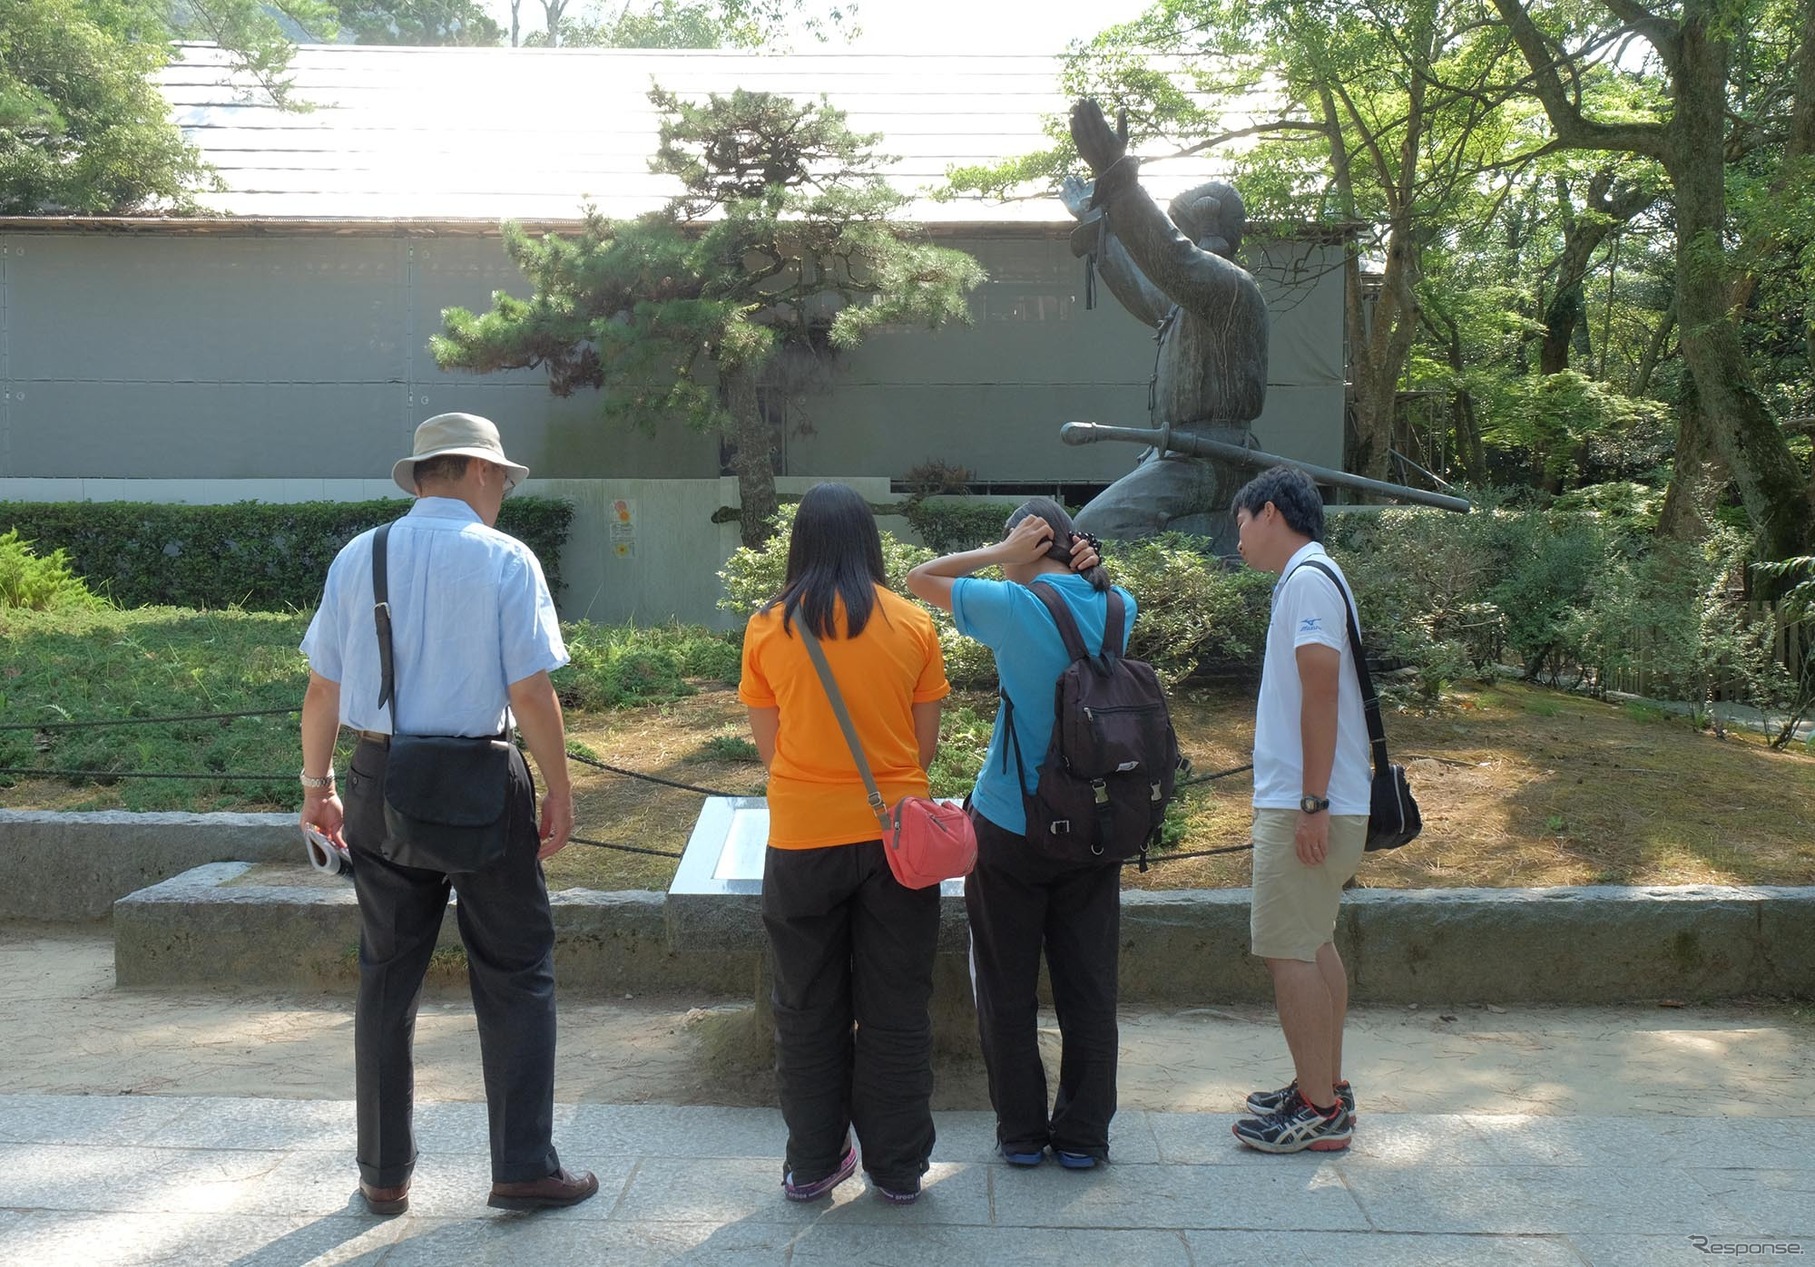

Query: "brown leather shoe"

xmin=487 ymin=1167 xmax=599 ymax=1211
xmin=359 ymin=1181 xmax=410 ymax=1216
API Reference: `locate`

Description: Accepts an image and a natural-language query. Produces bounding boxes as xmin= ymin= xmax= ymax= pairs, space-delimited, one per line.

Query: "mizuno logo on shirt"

xmin=1300 ymin=617 xmax=1322 ymax=632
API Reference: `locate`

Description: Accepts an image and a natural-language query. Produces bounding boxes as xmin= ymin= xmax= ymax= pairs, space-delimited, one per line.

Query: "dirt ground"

xmin=543 ymin=677 xmax=1815 ymax=892
xmin=5 ymin=927 xmax=1810 ymax=1119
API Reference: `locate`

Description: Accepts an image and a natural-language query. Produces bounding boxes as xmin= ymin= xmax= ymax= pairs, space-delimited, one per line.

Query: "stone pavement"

xmin=0 ymin=1093 xmax=1810 ymax=1266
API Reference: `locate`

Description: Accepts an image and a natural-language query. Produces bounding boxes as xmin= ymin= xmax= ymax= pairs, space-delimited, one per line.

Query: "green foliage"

xmin=553 ymin=621 xmax=741 ymax=709
xmin=547 ymin=0 xmax=855 ymax=48
xmin=0 ymin=0 xmax=213 ymax=213
xmin=0 ymin=498 xmax=575 ymax=611
xmin=0 ymin=608 xmax=743 ymax=809
xmin=1 ymin=0 xmax=334 ymax=213
xmin=1487 ymin=371 xmax=1673 ymax=487
xmin=900 ymin=500 xmax=1013 ymax=554
xmin=694 ymin=733 xmax=760 ymax=762
xmin=927 ymin=700 xmax=994 ymax=800
xmin=1102 ymin=535 xmax=1274 ymax=685
xmin=0 ymin=606 xmax=316 ymax=810
xmin=332 ymin=0 xmax=502 ymax=44
xmin=0 ymin=530 xmax=106 ymax=612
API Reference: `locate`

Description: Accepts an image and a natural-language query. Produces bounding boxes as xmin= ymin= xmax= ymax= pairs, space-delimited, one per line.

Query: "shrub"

xmin=0 ymin=530 xmax=107 ymax=612
xmin=0 ymin=497 xmax=575 ymax=611
xmin=901 ymin=499 xmax=1014 ymax=554
xmin=553 ymin=622 xmax=741 ymax=710
xmin=1102 ymin=534 xmax=1273 ymax=684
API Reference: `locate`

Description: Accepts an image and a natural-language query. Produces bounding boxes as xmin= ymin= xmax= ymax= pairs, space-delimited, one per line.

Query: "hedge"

xmin=0 ymin=497 xmax=575 ymax=611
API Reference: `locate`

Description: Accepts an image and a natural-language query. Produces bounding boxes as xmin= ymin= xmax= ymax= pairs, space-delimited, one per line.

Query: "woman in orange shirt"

xmin=739 ymin=483 xmax=951 ymax=1206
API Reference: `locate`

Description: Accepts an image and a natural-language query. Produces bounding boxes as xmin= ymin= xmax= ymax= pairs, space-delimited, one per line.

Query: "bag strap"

xmin=372 ymin=521 xmax=398 ymax=734
xmin=1290 ymin=558 xmax=1389 ymax=778
xmin=1027 ymin=578 xmax=1127 ymax=661
xmin=795 ymin=617 xmax=895 ymax=837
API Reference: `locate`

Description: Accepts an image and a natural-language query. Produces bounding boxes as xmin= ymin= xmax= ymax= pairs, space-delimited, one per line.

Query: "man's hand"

xmin=536 ymin=785 xmax=574 ymax=860
xmin=300 ymin=788 xmax=344 ymax=840
xmin=1058 ymin=172 xmax=1096 ymax=219
xmin=1070 ymin=98 xmax=1129 ymax=176
xmin=1295 ymin=810 xmax=1330 ymax=867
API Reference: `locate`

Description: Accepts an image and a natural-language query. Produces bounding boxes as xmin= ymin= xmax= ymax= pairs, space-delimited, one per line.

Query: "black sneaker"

xmin=1231 ymin=1094 xmax=1353 ymax=1154
xmin=1245 ymin=1079 xmax=1355 ymax=1120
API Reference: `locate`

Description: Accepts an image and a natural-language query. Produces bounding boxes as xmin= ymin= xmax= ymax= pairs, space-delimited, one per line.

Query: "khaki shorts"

xmin=1249 ymin=809 xmax=1368 ymax=962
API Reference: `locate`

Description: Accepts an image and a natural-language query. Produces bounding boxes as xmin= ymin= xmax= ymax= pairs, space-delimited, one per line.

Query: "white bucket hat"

xmin=392 ymin=412 xmax=530 ymax=495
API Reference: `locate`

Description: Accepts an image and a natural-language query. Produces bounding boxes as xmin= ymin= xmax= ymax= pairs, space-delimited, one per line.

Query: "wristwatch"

xmin=1299 ymin=794 xmax=1330 ymax=814
xmin=300 ymin=769 xmax=336 ymax=791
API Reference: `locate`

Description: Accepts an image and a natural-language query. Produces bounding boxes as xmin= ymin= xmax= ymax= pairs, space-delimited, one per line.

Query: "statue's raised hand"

xmin=1058 ymin=173 xmax=1095 ymax=220
xmin=1070 ymin=98 xmax=1128 ymax=177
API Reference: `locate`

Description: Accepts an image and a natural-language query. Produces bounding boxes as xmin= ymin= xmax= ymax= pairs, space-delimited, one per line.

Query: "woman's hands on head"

xmin=995 ymin=515 xmax=1058 ymax=565
xmin=1069 ymin=532 xmax=1102 ymax=573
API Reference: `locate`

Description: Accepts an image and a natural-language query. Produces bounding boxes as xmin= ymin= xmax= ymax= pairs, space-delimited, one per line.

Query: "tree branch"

xmin=1489 ymin=0 xmax=1670 ymax=159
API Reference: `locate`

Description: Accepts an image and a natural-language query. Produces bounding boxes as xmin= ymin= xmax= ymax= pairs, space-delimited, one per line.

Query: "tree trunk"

xmin=724 ymin=366 xmax=778 ymax=549
xmin=1668 ymin=9 xmax=1815 ymax=560
xmin=1539 ymin=285 xmax=1583 ymax=375
xmin=1352 ymin=234 xmax=1422 ymax=482
xmin=1658 ymin=383 xmax=1711 ymax=540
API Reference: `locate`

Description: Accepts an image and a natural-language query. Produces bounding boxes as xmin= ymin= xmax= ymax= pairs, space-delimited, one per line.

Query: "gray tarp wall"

xmin=0 ymin=224 xmax=1345 ymax=622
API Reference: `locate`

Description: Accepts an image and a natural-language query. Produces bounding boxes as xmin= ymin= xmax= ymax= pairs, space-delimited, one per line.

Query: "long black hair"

xmin=771 ymin=483 xmax=888 ymax=639
xmin=1003 ymin=497 xmax=1110 ymax=592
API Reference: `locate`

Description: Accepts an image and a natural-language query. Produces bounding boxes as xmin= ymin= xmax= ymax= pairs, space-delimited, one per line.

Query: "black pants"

xmin=343 ymin=737 xmax=560 ymax=1187
xmin=965 ymin=809 xmax=1122 ymax=1160
xmin=761 ymin=841 xmax=940 ymax=1191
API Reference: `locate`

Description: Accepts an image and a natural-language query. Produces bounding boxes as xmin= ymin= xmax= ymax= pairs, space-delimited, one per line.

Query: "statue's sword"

xmin=1060 ymin=422 xmax=1473 ymax=513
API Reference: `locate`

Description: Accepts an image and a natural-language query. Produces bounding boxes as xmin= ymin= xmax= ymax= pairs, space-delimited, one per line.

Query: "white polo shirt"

xmin=1252 ymin=542 xmax=1372 ymax=815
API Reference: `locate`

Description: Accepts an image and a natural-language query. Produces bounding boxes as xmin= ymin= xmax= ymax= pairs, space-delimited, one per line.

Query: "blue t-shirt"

xmin=950 ymin=573 xmax=1139 ymax=835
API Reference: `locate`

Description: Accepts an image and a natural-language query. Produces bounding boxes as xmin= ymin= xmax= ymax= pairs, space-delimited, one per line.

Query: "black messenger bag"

xmin=1292 ymin=559 xmax=1423 ymax=852
xmin=370 ymin=521 xmax=516 ymax=872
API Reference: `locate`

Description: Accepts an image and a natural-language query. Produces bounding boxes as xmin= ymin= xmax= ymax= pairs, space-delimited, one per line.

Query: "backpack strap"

xmin=1290 ymin=557 xmax=1390 ymax=780
xmin=1027 ymin=579 xmax=1126 ymax=661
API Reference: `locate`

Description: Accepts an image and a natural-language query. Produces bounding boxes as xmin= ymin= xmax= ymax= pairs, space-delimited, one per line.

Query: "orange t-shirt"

xmin=738 ymin=586 xmax=951 ymax=849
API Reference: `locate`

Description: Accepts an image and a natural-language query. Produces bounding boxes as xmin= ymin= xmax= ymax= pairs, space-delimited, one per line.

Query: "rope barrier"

xmin=0 ymin=706 xmax=299 ymax=732
xmin=564 ymin=750 xmax=751 ymax=799
xmin=1178 ymin=761 xmax=1252 ymax=787
xmin=3 ymin=706 xmax=1255 ymax=866
xmin=569 ymin=834 xmax=684 ymax=860
xmin=0 ymin=766 xmax=295 ymax=782
xmin=1137 ymin=842 xmax=1254 ymax=864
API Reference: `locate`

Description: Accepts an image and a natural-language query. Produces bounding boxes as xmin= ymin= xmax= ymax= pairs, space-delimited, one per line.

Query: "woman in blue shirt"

xmin=906 ymin=498 xmax=1133 ymax=1169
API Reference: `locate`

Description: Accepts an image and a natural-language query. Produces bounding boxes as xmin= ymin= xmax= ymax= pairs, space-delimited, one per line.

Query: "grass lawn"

xmin=4 ymin=607 xmax=1813 ymax=891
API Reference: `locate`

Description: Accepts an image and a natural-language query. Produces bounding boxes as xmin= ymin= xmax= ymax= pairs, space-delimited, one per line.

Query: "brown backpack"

xmin=1001 ymin=580 xmax=1185 ymax=870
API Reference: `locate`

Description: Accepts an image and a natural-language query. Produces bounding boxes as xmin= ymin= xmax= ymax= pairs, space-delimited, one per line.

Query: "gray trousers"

xmin=343 ymin=737 xmax=560 ymax=1187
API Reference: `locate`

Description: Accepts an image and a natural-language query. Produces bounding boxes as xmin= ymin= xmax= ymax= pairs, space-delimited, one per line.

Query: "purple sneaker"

xmin=874 ymin=1178 xmax=920 ymax=1205
xmin=783 ymin=1145 xmax=857 ymax=1202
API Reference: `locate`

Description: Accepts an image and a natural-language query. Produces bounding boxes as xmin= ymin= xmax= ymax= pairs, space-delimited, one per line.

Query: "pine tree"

xmin=434 ymin=87 xmax=985 ymax=545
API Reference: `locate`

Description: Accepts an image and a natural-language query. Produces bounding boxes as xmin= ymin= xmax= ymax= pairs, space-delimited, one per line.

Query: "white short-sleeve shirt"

xmin=1252 ymin=542 xmax=1372 ymax=814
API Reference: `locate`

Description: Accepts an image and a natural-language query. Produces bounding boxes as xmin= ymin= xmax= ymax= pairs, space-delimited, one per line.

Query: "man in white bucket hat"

xmin=298 ymin=412 xmax=597 ymax=1216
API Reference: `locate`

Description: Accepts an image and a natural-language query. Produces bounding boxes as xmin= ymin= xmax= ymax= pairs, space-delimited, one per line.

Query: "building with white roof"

xmin=0 ymin=44 xmax=1347 ymax=623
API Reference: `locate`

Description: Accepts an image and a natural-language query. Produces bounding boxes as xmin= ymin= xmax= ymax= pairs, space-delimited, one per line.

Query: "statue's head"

xmin=1169 ymin=181 xmax=1244 ymax=259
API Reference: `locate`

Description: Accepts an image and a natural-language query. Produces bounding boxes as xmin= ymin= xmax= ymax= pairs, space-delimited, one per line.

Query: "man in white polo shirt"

xmin=1228 ymin=465 xmax=1371 ymax=1153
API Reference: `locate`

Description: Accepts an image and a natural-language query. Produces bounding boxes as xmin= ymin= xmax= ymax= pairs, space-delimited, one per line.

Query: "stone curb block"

xmin=113 ymin=864 xmax=762 ymax=995
xmin=112 ymin=864 xmax=1815 ymax=1003
xmin=0 ymin=810 xmax=299 ymax=922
